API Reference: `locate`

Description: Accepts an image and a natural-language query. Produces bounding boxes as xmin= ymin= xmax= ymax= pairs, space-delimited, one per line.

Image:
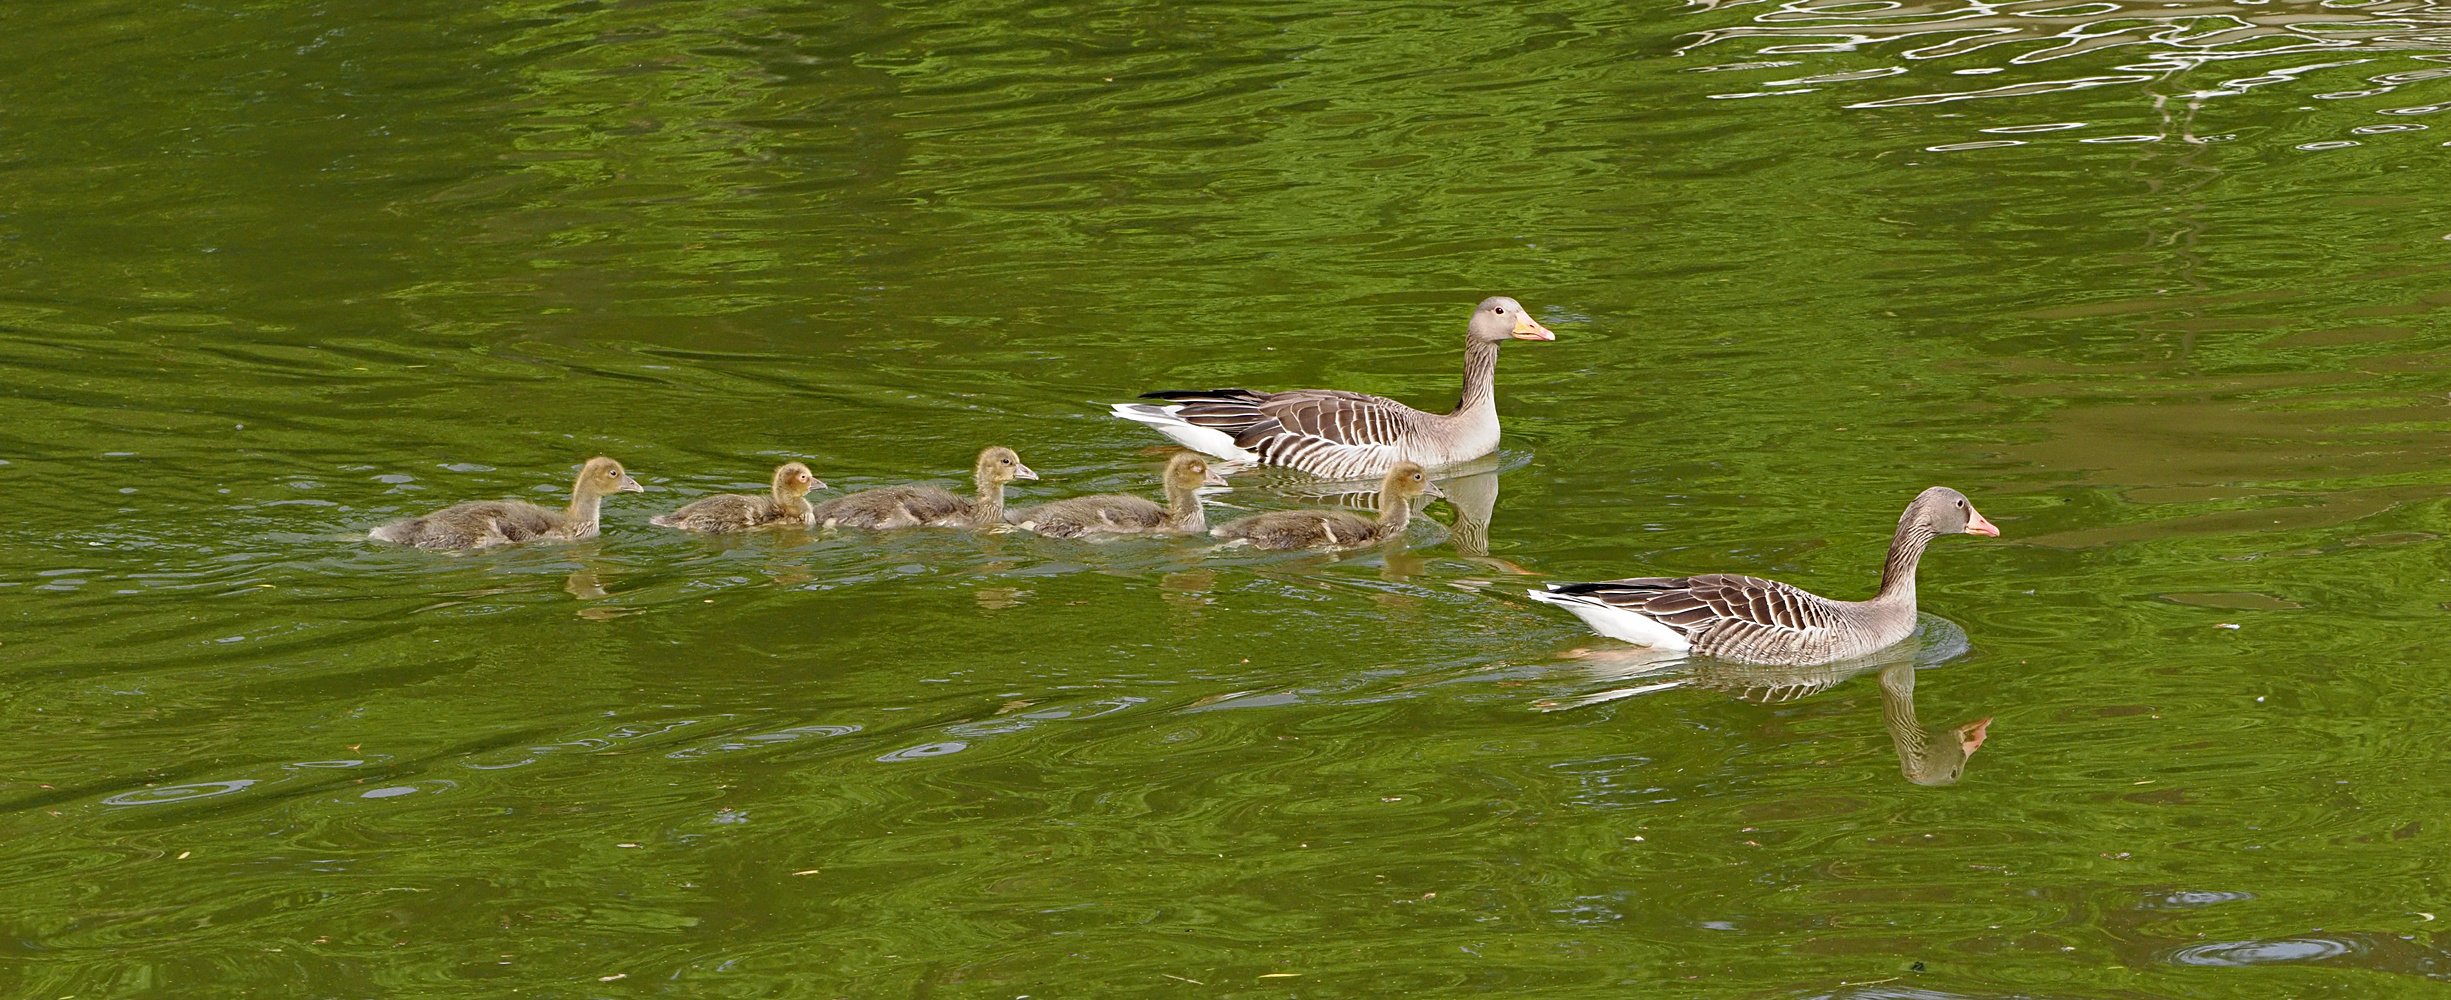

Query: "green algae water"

xmin=6 ymin=0 xmax=2451 ymax=995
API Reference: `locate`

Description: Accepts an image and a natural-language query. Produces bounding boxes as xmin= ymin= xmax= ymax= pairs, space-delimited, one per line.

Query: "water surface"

xmin=5 ymin=0 xmax=2451 ymax=996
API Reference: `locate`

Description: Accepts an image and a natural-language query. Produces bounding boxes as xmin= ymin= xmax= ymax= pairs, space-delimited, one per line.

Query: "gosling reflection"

xmin=561 ymin=540 xmax=611 ymax=600
xmin=1210 ymin=463 xmax=1441 ymax=550
xmin=1540 ymin=618 xmax=1992 ymax=786
xmin=1224 ymin=450 xmax=1513 ymax=558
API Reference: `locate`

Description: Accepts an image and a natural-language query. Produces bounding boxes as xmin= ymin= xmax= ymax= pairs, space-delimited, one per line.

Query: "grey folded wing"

xmin=1144 ymin=388 xmax=1412 ymax=478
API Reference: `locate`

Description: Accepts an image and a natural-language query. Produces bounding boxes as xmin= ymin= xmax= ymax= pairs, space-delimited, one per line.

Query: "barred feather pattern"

xmin=1542 ymin=574 xmax=1906 ymax=667
xmin=1533 ymin=496 xmax=1981 ymax=667
xmin=1687 ymin=661 xmax=1861 ymax=703
xmin=1144 ymin=388 xmax=1415 ymax=479
xmin=1130 ymin=338 xmax=1505 ymax=478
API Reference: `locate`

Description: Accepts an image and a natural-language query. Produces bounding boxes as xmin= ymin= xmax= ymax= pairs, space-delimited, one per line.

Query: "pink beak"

xmin=1959 ymin=717 xmax=1993 ymax=754
xmin=1965 ymin=507 xmax=2000 ymax=537
xmin=1512 ymin=317 xmax=1555 ymax=342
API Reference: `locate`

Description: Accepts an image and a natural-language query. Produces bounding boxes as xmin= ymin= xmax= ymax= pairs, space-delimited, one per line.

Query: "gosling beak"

xmin=1965 ymin=507 xmax=2000 ymax=537
xmin=808 ymin=479 xmax=827 ymax=491
xmin=1511 ymin=316 xmax=1556 ymax=342
xmin=616 ymin=475 xmax=643 ymax=493
xmin=1014 ymin=463 xmax=1039 ymax=481
xmin=1202 ymin=468 xmax=1230 ymax=487
xmin=1422 ymin=480 xmax=1448 ymax=500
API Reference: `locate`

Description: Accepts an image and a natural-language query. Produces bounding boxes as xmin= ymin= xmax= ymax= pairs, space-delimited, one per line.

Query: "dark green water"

xmin=6 ymin=0 xmax=2451 ymax=995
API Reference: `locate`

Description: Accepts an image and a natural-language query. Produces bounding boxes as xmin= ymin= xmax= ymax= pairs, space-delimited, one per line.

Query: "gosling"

xmin=1011 ymin=452 xmax=1227 ymax=538
xmin=810 ymin=446 xmax=1036 ymax=529
xmin=1209 ymin=461 xmax=1444 ymax=550
xmin=651 ymin=462 xmax=824 ymax=533
xmin=369 ymin=456 xmax=642 ymax=550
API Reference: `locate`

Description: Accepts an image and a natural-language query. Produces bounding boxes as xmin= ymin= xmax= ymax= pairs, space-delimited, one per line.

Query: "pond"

xmin=4 ymin=0 xmax=2450 ymax=995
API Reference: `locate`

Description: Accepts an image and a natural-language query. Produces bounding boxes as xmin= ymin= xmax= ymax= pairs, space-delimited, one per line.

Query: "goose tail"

xmin=1107 ymin=402 xmax=1260 ymax=462
xmin=1527 ymin=586 xmax=1694 ymax=650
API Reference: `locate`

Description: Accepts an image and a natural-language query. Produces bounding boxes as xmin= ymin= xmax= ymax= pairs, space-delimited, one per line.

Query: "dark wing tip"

xmin=1550 ymin=578 xmax=1690 ymax=597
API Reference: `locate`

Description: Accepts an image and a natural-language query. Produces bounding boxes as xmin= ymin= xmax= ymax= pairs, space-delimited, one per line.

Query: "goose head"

xmin=1906 ymin=717 xmax=1993 ymax=787
xmin=1163 ymin=452 xmax=1228 ymax=492
xmin=1378 ymin=461 xmax=1446 ymax=502
xmin=772 ymin=461 xmax=823 ymax=498
xmin=974 ymin=446 xmax=1038 ymax=486
xmin=575 ymin=456 xmax=643 ymax=497
xmin=1906 ymin=486 xmax=1999 ymax=538
xmin=1469 ymin=295 xmax=1554 ymax=343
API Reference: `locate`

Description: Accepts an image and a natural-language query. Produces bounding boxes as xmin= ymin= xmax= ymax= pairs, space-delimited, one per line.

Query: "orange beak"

xmin=1965 ymin=507 xmax=2000 ymax=537
xmin=1959 ymin=717 xmax=1993 ymax=754
xmin=1511 ymin=316 xmax=1555 ymax=342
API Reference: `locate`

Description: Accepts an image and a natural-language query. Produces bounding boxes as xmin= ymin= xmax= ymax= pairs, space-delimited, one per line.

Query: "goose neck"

xmin=559 ymin=490 xmax=605 ymax=537
xmin=1376 ymin=493 xmax=1414 ymax=531
xmin=1878 ymin=663 xmax=1932 ymax=780
xmin=1453 ymin=337 xmax=1501 ymax=415
xmin=1165 ymin=482 xmax=1207 ymax=533
xmin=972 ymin=478 xmax=1007 ymax=526
xmin=1873 ymin=517 xmax=1936 ymax=609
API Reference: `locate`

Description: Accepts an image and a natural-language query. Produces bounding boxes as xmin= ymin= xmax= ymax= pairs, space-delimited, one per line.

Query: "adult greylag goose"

xmin=650 ymin=462 xmax=823 ymax=533
xmin=1110 ymin=296 xmax=1554 ymax=478
xmin=810 ymin=447 xmax=1036 ymax=530
xmin=1210 ymin=461 xmax=1444 ymax=550
xmin=369 ymin=456 xmax=643 ymax=550
xmin=1011 ymin=452 xmax=1228 ymax=538
xmin=1528 ymin=487 xmax=1999 ymax=666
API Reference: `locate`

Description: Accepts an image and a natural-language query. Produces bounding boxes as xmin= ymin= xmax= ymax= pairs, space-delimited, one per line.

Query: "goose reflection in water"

xmin=1221 ymin=449 xmax=1532 ymax=571
xmin=1538 ymin=617 xmax=1992 ymax=786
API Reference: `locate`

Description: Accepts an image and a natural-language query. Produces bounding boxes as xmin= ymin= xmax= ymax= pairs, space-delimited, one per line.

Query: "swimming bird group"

xmin=368 ymin=295 xmax=2000 ymax=668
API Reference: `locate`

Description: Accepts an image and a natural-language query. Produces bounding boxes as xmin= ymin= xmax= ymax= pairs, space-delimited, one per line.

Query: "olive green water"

xmin=6 ymin=0 xmax=2451 ymax=996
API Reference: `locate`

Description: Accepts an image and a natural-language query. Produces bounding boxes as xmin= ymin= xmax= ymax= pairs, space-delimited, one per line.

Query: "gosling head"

xmin=1163 ymin=452 xmax=1228 ymax=492
xmin=1466 ymin=295 xmax=1554 ymax=344
xmin=1906 ymin=486 xmax=1999 ymax=538
xmin=771 ymin=461 xmax=822 ymax=498
xmin=974 ymin=446 xmax=1038 ymax=486
xmin=1378 ymin=461 xmax=1444 ymax=501
xmin=576 ymin=456 xmax=643 ymax=496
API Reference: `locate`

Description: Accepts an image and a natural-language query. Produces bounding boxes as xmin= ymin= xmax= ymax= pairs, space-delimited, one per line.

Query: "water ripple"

xmin=1680 ymin=0 xmax=2451 ymax=116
